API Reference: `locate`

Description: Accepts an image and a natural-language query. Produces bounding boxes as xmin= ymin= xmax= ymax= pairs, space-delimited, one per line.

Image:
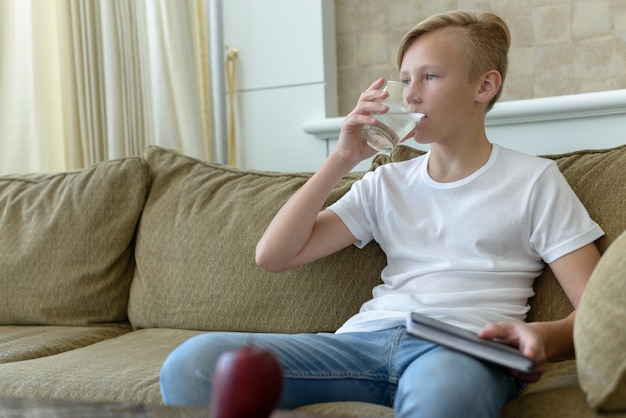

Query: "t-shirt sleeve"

xmin=327 ymin=172 xmax=376 ymax=249
xmin=529 ymin=162 xmax=604 ymax=264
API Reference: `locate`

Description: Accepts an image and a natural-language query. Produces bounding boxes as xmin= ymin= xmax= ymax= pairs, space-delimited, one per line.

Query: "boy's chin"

xmin=412 ymin=135 xmax=432 ymax=145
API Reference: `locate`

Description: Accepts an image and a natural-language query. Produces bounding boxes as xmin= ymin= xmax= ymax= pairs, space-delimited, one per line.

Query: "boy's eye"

xmin=401 ymin=79 xmax=411 ymax=86
xmin=425 ymin=73 xmax=437 ymax=81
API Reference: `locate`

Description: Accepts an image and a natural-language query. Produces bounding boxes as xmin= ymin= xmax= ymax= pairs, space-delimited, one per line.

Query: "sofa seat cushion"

xmin=296 ymin=401 xmax=394 ymax=417
xmin=0 ymin=158 xmax=150 ymax=325
xmin=500 ymin=375 xmax=626 ymax=418
xmin=0 ymin=328 xmax=203 ymax=403
xmin=129 ymin=146 xmax=386 ymax=333
xmin=575 ymin=229 xmax=626 ymax=412
xmin=521 ymin=359 xmax=577 ymax=395
xmin=0 ymin=325 xmax=130 ymax=363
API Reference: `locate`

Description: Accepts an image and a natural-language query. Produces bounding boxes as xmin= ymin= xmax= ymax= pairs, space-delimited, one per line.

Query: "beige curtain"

xmin=0 ymin=0 xmax=212 ymax=175
xmin=0 ymin=0 xmax=66 ymax=174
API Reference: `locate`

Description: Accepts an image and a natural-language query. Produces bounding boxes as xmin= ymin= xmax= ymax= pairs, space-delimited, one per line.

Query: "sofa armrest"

xmin=574 ymin=229 xmax=626 ymax=412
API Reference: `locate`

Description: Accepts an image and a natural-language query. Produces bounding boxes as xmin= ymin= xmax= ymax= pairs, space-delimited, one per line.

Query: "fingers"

xmin=478 ymin=322 xmax=516 ymax=343
xmin=510 ymin=361 xmax=546 ymax=382
xmin=349 ymin=77 xmax=389 ymax=118
xmin=364 ymin=77 xmax=387 ymax=97
xmin=334 ymin=77 xmax=391 ymax=162
xmin=479 ymin=322 xmax=548 ymax=382
xmin=341 ymin=77 xmax=388 ymax=136
xmin=370 ymin=76 xmax=386 ymax=89
xmin=479 ymin=322 xmax=534 ymax=356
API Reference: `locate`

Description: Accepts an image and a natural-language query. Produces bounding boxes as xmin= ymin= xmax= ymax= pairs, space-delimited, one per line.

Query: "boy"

xmin=160 ymin=10 xmax=602 ymax=417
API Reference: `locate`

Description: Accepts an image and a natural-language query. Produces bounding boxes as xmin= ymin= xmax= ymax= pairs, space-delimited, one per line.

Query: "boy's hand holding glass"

xmin=361 ymin=80 xmax=424 ymax=154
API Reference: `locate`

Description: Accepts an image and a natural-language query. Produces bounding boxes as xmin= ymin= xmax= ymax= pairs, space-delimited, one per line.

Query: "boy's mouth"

xmin=400 ymin=114 xmax=425 ymax=142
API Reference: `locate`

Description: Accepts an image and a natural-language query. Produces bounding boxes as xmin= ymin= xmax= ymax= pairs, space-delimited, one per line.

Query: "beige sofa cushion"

xmin=0 ymin=158 xmax=150 ymax=325
xmin=297 ymin=402 xmax=394 ymax=417
xmin=129 ymin=146 xmax=386 ymax=333
xmin=527 ymin=144 xmax=626 ymax=323
xmin=0 ymin=325 xmax=130 ymax=363
xmin=0 ymin=328 xmax=203 ymax=403
xmin=542 ymin=144 xmax=626 ymax=252
xmin=575 ymin=229 xmax=626 ymax=412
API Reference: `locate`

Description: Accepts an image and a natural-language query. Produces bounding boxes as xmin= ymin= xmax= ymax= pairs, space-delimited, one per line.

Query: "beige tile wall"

xmin=334 ymin=0 xmax=626 ymax=115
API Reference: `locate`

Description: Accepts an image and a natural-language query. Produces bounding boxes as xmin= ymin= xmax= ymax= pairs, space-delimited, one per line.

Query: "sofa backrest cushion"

xmin=0 ymin=158 xmax=150 ymax=325
xmin=130 ymin=143 xmax=625 ymax=333
xmin=128 ymin=146 xmax=386 ymax=333
xmin=388 ymin=143 xmax=626 ymax=322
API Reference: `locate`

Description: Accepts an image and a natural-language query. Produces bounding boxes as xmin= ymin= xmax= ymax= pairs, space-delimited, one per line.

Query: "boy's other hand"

xmin=479 ymin=321 xmax=547 ymax=382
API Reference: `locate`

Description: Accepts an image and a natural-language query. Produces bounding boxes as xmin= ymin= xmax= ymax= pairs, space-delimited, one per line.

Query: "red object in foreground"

xmin=210 ymin=345 xmax=284 ymax=418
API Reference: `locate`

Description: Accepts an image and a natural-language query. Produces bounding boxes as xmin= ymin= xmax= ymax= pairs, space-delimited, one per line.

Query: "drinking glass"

xmin=361 ymin=81 xmax=424 ymax=154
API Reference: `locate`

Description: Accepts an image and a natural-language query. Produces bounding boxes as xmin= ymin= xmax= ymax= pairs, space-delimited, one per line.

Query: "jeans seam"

xmin=383 ymin=326 xmax=404 ymax=405
xmin=387 ymin=326 xmax=404 ymax=384
xmin=283 ymin=370 xmax=389 ymax=382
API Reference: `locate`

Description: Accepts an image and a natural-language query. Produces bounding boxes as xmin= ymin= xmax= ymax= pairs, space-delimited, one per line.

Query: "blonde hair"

xmin=397 ymin=10 xmax=511 ymax=110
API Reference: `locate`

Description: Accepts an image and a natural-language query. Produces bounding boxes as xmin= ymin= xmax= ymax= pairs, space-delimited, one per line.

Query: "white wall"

xmin=222 ymin=0 xmax=337 ymax=172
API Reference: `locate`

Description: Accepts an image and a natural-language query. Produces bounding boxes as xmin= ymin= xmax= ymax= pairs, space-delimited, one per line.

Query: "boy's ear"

xmin=475 ymin=70 xmax=502 ymax=104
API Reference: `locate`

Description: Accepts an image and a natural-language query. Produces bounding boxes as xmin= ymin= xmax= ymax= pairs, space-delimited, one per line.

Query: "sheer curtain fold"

xmin=0 ymin=0 xmax=213 ymax=174
xmin=0 ymin=0 xmax=66 ymax=174
xmin=139 ymin=0 xmax=211 ymax=160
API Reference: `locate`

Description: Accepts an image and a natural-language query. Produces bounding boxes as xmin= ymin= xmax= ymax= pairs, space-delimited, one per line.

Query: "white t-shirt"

xmin=328 ymin=144 xmax=604 ymax=334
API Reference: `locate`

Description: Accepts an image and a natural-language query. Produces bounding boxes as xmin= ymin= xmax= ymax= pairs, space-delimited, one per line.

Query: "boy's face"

xmin=399 ymin=28 xmax=485 ymax=145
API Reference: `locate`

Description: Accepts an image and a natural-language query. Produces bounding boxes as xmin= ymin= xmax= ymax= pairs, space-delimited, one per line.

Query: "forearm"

xmin=532 ymin=243 xmax=600 ymax=362
xmin=255 ymin=152 xmax=356 ymax=272
xmin=256 ymin=78 xmax=387 ymax=272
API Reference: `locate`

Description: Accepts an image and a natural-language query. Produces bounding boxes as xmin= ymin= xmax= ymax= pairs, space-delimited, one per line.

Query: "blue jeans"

xmin=160 ymin=327 xmax=521 ymax=418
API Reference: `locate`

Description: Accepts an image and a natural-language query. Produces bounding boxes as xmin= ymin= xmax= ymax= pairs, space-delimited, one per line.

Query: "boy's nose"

xmin=404 ymin=86 xmax=423 ymax=109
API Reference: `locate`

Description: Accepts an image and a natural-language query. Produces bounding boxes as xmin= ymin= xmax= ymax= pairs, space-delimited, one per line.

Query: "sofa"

xmin=0 ymin=144 xmax=624 ymax=417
